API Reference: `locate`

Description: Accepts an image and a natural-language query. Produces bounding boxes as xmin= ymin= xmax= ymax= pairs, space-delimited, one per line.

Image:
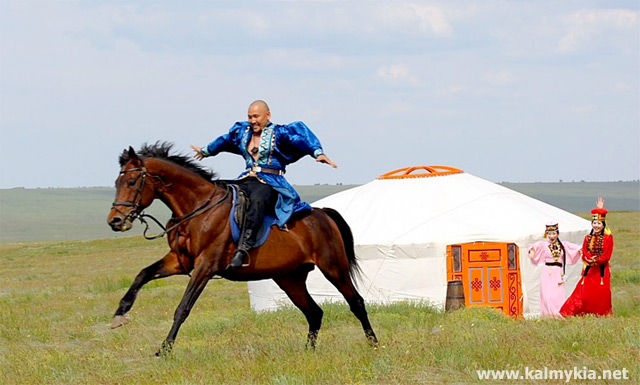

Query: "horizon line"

xmin=2 ymin=179 xmax=639 ymax=190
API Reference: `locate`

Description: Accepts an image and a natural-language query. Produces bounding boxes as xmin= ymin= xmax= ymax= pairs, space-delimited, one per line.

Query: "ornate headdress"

xmin=591 ymin=208 xmax=608 ymax=222
xmin=544 ymin=222 xmax=558 ymax=238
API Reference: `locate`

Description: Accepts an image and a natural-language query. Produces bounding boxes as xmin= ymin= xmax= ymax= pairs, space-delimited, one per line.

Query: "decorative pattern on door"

xmin=447 ymin=242 xmax=523 ymax=317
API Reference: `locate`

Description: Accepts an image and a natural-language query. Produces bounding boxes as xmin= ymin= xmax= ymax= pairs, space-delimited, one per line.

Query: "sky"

xmin=1 ymin=0 xmax=638 ymax=188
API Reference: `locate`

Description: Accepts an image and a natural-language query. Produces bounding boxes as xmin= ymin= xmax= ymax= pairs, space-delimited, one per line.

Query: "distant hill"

xmin=0 ymin=181 xmax=637 ymax=242
xmin=500 ymin=181 xmax=640 ymax=213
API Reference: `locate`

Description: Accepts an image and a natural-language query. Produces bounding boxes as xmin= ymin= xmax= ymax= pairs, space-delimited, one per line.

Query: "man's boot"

xmin=227 ymin=229 xmax=254 ymax=269
xmin=228 ymin=249 xmax=248 ymax=269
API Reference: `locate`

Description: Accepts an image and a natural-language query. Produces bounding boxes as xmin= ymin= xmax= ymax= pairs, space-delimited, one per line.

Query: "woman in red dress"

xmin=560 ymin=197 xmax=614 ymax=316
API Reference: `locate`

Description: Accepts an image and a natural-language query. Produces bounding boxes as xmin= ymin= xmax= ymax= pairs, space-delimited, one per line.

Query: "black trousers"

xmin=235 ymin=177 xmax=278 ymax=248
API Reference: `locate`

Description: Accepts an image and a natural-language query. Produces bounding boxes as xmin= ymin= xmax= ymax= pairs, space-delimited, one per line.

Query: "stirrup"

xmin=227 ymin=249 xmax=250 ymax=269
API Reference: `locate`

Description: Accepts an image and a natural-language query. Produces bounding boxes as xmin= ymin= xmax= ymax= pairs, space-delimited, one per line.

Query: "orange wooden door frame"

xmin=446 ymin=242 xmax=523 ymax=317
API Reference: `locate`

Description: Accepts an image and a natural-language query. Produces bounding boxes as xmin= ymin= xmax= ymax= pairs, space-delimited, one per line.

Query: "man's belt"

xmin=545 ymin=262 xmax=563 ymax=267
xmin=247 ymin=166 xmax=285 ymax=176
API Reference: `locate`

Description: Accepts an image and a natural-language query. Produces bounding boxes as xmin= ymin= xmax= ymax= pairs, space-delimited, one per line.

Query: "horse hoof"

xmin=155 ymin=341 xmax=173 ymax=357
xmin=110 ymin=314 xmax=131 ymax=329
xmin=305 ymin=331 xmax=318 ymax=350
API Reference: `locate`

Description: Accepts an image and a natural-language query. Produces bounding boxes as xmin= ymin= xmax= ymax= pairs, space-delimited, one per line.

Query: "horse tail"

xmin=320 ymin=207 xmax=362 ymax=284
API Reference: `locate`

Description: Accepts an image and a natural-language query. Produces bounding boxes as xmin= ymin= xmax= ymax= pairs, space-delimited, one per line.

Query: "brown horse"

xmin=107 ymin=143 xmax=378 ymax=356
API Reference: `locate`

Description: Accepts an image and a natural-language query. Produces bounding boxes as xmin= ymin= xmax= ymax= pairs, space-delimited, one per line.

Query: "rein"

xmin=139 ymin=186 xmax=230 ymax=240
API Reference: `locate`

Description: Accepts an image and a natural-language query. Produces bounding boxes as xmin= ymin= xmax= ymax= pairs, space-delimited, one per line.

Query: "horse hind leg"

xmin=349 ymin=293 xmax=378 ymax=346
xmin=112 ymin=251 xmax=186 ymax=328
xmin=274 ymin=269 xmax=324 ymax=349
xmin=317 ymin=262 xmax=378 ymax=346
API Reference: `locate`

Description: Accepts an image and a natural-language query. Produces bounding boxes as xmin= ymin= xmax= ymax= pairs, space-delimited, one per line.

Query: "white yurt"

xmin=248 ymin=166 xmax=592 ymax=318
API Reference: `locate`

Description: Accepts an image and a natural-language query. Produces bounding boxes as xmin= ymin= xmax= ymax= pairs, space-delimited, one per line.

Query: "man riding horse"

xmin=191 ymin=100 xmax=338 ymax=269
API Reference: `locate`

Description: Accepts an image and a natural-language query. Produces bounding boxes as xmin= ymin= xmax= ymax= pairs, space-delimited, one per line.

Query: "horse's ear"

xmin=128 ymin=146 xmax=141 ymax=166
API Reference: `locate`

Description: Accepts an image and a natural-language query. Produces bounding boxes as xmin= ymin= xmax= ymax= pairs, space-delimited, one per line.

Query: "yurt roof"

xmin=313 ymin=166 xmax=591 ymax=246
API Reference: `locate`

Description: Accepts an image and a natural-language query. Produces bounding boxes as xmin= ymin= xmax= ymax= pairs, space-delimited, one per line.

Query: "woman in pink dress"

xmin=528 ymin=223 xmax=582 ymax=317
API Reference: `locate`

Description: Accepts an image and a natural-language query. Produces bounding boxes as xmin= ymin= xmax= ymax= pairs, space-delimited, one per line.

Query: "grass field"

xmin=0 ymin=212 xmax=638 ymax=384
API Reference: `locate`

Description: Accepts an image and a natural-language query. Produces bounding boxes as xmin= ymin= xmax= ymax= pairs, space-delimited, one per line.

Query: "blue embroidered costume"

xmin=201 ymin=121 xmax=325 ymax=227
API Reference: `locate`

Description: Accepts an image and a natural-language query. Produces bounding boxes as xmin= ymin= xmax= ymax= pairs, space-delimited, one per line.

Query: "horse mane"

xmin=119 ymin=141 xmax=217 ymax=182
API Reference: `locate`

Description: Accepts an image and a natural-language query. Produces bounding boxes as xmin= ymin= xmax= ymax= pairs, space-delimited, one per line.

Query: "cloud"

xmin=378 ymin=102 xmax=415 ymax=119
xmin=261 ymin=48 xmax=351 ymax=72
xmin=408 ymin=3 xmax=453 ymax=37
xmin=374 ymin=2 xmax=453 ymax=38
xmin=483 ymin=71 xmax=515 ymax=87
xmin=438 ymin=85 xmax=465 ymax=97
xmin=376 ymin=64 xmax=419 ymax=86
xmin=570 ymin=105 xmax=594 ymax=114
xmin=558 ymin=9 xmax=638 ymax=53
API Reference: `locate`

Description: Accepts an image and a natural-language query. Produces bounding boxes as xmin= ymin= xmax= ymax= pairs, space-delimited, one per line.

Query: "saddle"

xmin=232 ymin=185 xmax=249 ymax=230
xmin=228 ymin=184 xmax=278 ymax=248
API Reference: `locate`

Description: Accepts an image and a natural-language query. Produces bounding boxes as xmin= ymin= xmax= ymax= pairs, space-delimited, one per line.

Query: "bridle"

xmin=111 ymin=167 xmax=149 ymax=225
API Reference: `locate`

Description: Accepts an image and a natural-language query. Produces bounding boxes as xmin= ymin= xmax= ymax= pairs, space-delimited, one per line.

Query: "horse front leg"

xmin=112 ymin=251 xmax=186 ymax=328
xmin=156 ymin=259 xmax=214 ymax=357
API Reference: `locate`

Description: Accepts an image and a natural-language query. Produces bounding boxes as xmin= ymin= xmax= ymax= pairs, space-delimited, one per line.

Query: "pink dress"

xmin=528 ymin=240 xmax=582 ymax=316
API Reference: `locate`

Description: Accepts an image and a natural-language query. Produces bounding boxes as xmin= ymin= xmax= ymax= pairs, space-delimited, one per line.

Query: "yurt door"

xmin=446 ymin=242 xmax=523 ymax=316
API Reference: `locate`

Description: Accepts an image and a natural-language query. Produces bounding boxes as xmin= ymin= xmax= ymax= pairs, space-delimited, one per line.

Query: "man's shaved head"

xmin=247 ymin=100 xmax=271 ymax=132
xmin=249 ymin=100 xmax=270 ymax=112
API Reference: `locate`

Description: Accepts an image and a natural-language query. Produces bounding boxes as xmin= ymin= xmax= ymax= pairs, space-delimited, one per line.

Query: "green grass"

xmin=0 ymin=212 xmax=638 ymax=384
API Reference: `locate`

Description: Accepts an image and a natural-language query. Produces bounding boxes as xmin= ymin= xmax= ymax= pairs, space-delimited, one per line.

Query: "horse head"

xmin=107 ymin=146 xmax=157 ymax=232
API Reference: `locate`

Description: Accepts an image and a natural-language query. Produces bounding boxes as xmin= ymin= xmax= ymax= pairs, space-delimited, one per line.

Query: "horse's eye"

xmin=128 ymin=178 xmax=137 ymax=187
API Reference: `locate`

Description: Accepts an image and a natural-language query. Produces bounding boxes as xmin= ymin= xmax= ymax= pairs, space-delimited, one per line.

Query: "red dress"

xmin=560 ymin=233 xmax=613 ymax=316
